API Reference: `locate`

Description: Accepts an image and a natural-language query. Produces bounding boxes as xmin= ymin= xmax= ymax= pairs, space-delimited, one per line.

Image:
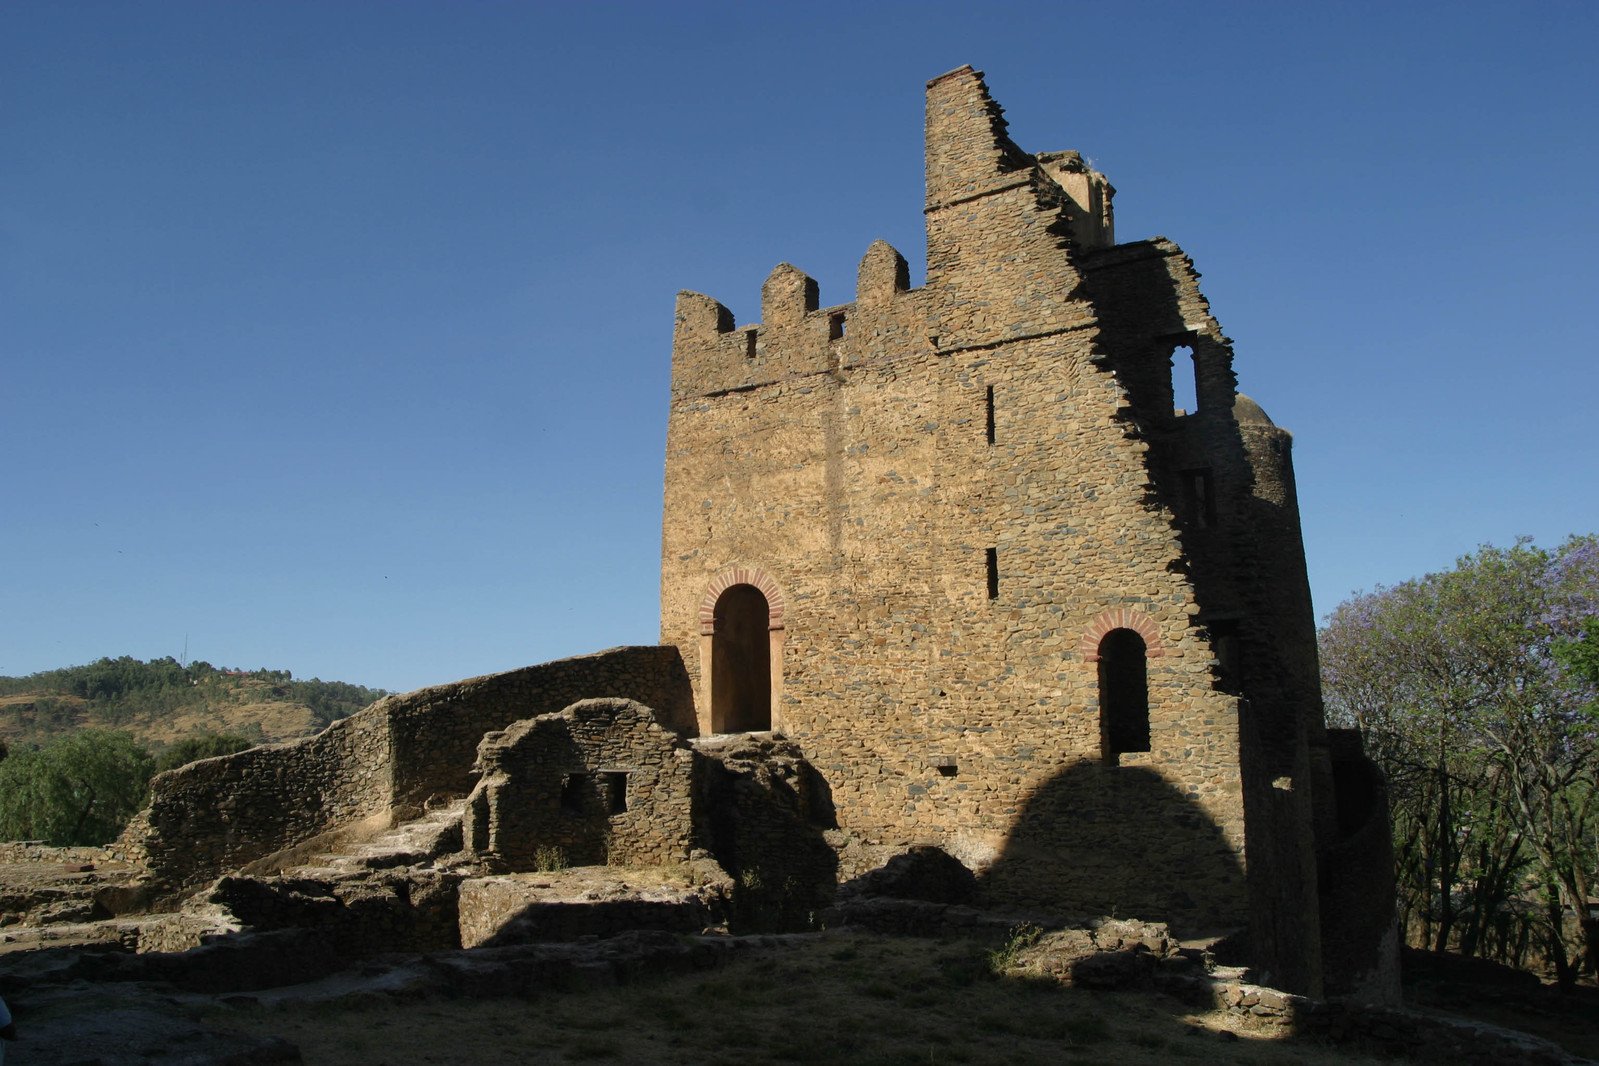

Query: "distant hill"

xmin=0 ymin=656 xmax=389 ymax=755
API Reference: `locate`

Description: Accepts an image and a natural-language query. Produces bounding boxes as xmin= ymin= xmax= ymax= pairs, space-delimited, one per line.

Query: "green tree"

xmin=155 ymin=732 xmax=254 ymax=774
xmin=0 ymin=730 xmax=154 ymax=846
xmin=1320 ymin=536 xmax=1599 ymax=986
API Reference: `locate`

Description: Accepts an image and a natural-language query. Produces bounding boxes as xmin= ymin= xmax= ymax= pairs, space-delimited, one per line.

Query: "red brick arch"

xmin=1078 ymin=608 xmax=1166 ymax=662
xmin=697 ymin=567 xmax=787 ymax=636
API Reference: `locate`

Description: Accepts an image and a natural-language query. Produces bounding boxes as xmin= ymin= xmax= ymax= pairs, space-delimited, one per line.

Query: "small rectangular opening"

xmin=985 ymin=547 xmax=998 ymax=600
xmin=1173 ymin=344 xmax=1198 ymax=415
xmin=745 ymin=329 xmax=758 ymax=359
xmin=828 ymin=312 xmax=846 ymax=341
xmin=1210 ymin=619 xmax=1242 ymax=693
xmin=1183 ymin=468 xmax=1216 ymax=528
xmin=560 ymin=772 xmax=588 ymax=814
xmin=601 ymin=771 xmax=629 ymax=814
xmin=985 ymin=385 xmax=995 ymax=444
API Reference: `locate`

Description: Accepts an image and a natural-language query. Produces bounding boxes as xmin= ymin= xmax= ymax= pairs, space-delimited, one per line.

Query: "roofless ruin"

xmin=126 ymin=66 xmax=1396 ymax=1000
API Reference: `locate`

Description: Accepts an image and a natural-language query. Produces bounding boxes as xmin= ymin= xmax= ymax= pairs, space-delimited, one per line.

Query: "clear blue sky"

xmin=4 ymin=2 xmax=1595 ymax=692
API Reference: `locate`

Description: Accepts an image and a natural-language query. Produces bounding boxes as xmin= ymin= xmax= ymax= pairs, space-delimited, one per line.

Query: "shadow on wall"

xmin=700 ymin=737 xmax=840 ymax=932
xmin=977 ymin=762 xmax=1246 ymax=939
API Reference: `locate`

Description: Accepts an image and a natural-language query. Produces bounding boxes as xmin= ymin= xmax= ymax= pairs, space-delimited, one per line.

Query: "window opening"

xmin=828 ymin=313 xmax=846 ymax=341
xmin=601 ymin=771 xmax=629 ymax=814
xmin=1210 ymin=620 xmax=1242 ymax=694
xmin=1172 ymin=344 xmax=1198 ymax=416
xmin=985 ymin=385 xmax=996 ymax=444
xmin=1098 ymin=628 xmax=1150 ymax=763
xmin=560 ymin=772 xmax=588 ymax=813
xmin=745 ymin=329 xmax=758 ymax=359
xmin=1183 ymin=468 xmax=1216 ymax=528
xmin=985 ymin=548 xmax=999 ymax=600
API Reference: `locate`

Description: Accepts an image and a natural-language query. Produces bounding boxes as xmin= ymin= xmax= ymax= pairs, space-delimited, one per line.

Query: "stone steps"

xmin=286 ymin=802 xmax=466 ymax=877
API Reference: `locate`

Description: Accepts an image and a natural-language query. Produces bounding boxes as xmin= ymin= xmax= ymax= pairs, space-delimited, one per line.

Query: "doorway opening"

xmin=711 ymin=583 xmax=772 ymax=733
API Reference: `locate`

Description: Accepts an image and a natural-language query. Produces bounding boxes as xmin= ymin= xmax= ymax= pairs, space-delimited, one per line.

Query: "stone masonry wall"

xmin=386 ymin=646 xmax=695 ymax=810
xmin=122 ymin=700 xmax=394 ymax=891
xmin=661 ymin=66 xmax=1250 ymax=937
xmin=126 ymin=646 xmax=694 ymax=889
xmin=463 ymin=698 xmax=698 ymax=869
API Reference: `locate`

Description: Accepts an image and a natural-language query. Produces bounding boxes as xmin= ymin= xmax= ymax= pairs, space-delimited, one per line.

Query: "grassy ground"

xmin=213 ymin=933 xmax=1403 ymax=1065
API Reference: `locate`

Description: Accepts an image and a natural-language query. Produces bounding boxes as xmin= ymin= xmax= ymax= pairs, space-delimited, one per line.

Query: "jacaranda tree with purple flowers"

xmin=1320 ymin=536 xmax=1599 ymax=988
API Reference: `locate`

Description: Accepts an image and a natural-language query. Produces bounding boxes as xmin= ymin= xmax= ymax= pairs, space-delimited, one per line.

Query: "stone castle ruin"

xmin=106 ymin=66 xmax=1394 ymax=1002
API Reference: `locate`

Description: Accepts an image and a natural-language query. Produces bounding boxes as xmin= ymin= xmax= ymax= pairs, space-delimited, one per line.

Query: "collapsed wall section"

xmin=661 ymin=65 xmax=1249 ymax=938
xmin=125 ymin=646 xmax=694 ymax=889
xmin=121 ymin=703 xmax=394 ymax=891
xmin=1078 ymin=237 xmax=1329 ymax=993
xmin=385 ymin=645 xmax=695 ymax=810
xmin=463 ymin=697 xmax=698 ymax=869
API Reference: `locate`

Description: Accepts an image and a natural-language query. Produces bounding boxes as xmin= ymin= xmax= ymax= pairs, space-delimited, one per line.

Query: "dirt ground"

xmin=203 ymin=934 xmax=1402 ymax=1066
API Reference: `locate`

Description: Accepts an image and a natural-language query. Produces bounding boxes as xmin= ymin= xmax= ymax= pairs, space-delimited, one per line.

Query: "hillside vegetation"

xmin=0 ymin=655 xmax=389 ymax=756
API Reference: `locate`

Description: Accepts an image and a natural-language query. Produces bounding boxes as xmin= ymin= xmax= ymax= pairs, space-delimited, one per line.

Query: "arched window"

xmin=711 ymin=584 xmax=772 ymax=733
xmin=1098 ymin=628 xmax=1150 ymax=764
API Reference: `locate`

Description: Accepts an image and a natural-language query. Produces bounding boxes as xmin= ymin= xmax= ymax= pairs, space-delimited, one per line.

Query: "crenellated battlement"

xmin=670 ymin=241 xmax=924 ymax=398
xmin=662 ymin=67 xmax=1391 ymax=1003
xmin=673 ymin=66 xmax=1130 ymax=397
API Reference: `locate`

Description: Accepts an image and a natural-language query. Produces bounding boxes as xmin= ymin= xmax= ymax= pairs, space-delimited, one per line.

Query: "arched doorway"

xmin=1098 ymin=628 xmax=1150 ymax=764
xmin=711 ymin=583 xmax=772 ymax=733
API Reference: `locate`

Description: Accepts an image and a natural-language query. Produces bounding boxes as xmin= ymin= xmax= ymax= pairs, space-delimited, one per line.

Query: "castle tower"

xmin=661 ymin=66 xmax=1394 ymax=1000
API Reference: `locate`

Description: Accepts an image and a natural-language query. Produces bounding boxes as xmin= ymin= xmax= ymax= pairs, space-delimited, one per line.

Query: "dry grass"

xmin=0 ymin=687 xmax=320 ymax=752
xmin=212 ymin=934 xmax=1406 ymax=1065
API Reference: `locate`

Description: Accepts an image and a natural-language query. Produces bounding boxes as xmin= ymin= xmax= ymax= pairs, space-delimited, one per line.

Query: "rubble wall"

xmin=463 ymin=697 xmax=698 ymax=869
xmin=660 ymin=65 xmax=1247 ymax=936
xmin=125 ymin=646 xmax=694 ymax=889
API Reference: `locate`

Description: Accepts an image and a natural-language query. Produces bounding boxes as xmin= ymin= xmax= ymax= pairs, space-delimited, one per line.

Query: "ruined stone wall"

xmin=697 ymin=734 xmax=840 ymax=931
xmin=464 ymin=698 xmax=698 ymax=869
xmin=385 ymin=646 xmax=695 ymax=810
xmin=1079 ymin=236 xmax=1329 ymax=991
xmin=124 ymin=701 xmax=394 ymax=890
xmin=126 ymin=646 xmax=694 ymax=889
xmin=661 ymin=66 xmax=1250 ymax=936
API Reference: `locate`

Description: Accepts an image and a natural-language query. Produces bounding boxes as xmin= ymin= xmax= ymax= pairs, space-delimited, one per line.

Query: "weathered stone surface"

xmin=122 ymin=646 xmax=694 ymax=890
xmin=841 ymin=845 xmax=976 ymax=905
xmin=659 ymin=64 xmax=1395 ymax=997
xmin=38 ymin=65 xmax=1397 ymax=1008
xmin=464 ymin=698 xmax=698 ymax=870
xmin=456 ymin=862 xmax=731 ymax=948
xmin=697 ymin=733 xmax=839 ymax=931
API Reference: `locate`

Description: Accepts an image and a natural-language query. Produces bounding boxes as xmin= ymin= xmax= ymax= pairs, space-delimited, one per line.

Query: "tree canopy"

xmin=0 ymin=729 xmax=155 ymax=846
xmin=1320 ymin=535 xmax=1599 ymax=986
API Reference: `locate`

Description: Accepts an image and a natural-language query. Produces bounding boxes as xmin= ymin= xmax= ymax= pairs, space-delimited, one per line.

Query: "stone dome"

xmin=1232 ymin=393 xmax=1276 ymax=426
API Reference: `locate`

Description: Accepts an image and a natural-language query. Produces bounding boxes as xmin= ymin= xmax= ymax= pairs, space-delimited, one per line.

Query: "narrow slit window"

xmin=1184 ymin=468 xmax=1216 ymax=528
xmin=985 ymin=385 xmax=996 ymax=444
xmin=985 ymin=547 xmax=999 ymax=600
xmin=745 ymin=329 xmax=758 ymax=359
xmin=1210 ymin=620 xmax=1242 ymax=694
xmin=560 ymin=772 xmax=588 ymax=814
xmin=828 ymin=313 xmax=846 ymax=341
xmin=601 ymin=771 xmax=629 ymax=814
xmin=1172 ymin=344 xmax=1198 ymax=415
